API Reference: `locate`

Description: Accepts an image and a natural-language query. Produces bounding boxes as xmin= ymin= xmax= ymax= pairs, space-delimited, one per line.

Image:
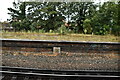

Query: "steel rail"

xmin=1 ymin=66 xmax=120 ymax=77
xmin=1 ymin=38 xmax=120 ymax=44
xmin=1 ymin=71 xmax=119 ymax=78
xmin=1 ymin=67 xmax=120 ymax=80
xmin=1 ymin=66 xmax=119 ymax=75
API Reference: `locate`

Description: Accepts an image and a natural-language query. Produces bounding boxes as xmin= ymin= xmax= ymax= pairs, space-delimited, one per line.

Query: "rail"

xmin=1 ymin=39 xmax=120 ymax=53
xmin=1 ymin=66 xmax=120 ymax=80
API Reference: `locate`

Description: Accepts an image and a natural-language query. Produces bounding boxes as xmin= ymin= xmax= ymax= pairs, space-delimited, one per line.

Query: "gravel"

xmin=1 ymin=51 xmax=119 ymax=71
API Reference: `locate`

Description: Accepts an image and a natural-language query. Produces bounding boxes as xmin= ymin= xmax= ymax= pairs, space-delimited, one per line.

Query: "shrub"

xmin=30 ymin=22 xmax=37 ymax=31
xmin=83 ymin=19 xmax=92 ymax=34
xmin=57 ymin=25 xmax=69 ymax=35
xmin=38 ymin=29 xmax=45 ymax=33
xmin=11 ymin=21 xmax=21 ymax=31
xmin=57 ymin=25 xmax=74 ymax=34
xmin=111 ymin=25 xmax=120 ymax=36
xmin=49 ymin=29 xmax=53 ymax=33
xmin=11 ymin=18 xmax=31 ymax=31
xmin=93 ymin=25 xmax=110 ymax=35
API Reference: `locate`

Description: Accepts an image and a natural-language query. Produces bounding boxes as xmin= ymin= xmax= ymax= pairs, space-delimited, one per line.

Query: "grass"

xmin=1 ymin=31 xmax=120 ymax=42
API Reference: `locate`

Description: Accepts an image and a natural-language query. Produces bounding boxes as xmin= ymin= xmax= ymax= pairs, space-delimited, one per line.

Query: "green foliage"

xmin=11 ymin=21 xmax=20 ymax=31
xmin=7 ymin=2 xmax=119 ymax=36
xmin=11 ymin=18 xmax=31 ymax=31
xmin=38 ymin=29 xmax=45 ymax=33
xmin=111 ymin=25 xmax=120 ymax=36
xmin=93 ymin=25 xmax=110 ymax=35
xmin=57 ymin=25 xmax=69 ymax=35
xmin=83 ymin=19 xmax=92 ymax=34
xmin=20 ymin=19 xmax=31 ymax=31
xmin=30 ymin=22 xmax=37 ymax=31
xmin=49 ymin=29 xmax=53 ymax=33
xmin=8 ymin=2 xmax=26 ymax=21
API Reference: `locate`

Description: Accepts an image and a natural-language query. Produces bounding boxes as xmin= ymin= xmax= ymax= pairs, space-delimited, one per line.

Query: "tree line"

xmin=8 ymin=1 xmax=120 ymax=35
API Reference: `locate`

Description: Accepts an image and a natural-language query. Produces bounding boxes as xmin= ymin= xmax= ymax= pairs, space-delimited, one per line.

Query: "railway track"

xmin=0 ymin=66 xmax=120 ymax=80
xmin=1 ymin=39 xmax=120 ymax=79
xmin=1 ymin=39 xmax=120 ymax=53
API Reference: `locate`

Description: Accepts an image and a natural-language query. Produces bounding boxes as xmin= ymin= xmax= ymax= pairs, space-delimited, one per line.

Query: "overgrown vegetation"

xmin=6 ymin=1 xmax=120 ymax=36
xmin=2 ymin=31 xmax=120 ymax=42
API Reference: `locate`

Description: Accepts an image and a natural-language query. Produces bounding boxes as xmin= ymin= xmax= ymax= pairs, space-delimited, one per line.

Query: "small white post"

xmin=53 ymin=47 xmax=61 ymax=54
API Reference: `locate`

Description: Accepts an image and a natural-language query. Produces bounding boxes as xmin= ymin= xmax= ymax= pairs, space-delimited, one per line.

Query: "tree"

xmin=8 ymin=2 xmax=31 ymax=31
xmin=7 ymin=1 xmax=119 ymax=35
xmin=8 ymin=2 xmax=26 ymax=21
xmin=91 ymin=2 xmax=119 ymax=35
xmin=26 ymin=2 xmax=65 ymax=31
xmin=71 ymin=2 xmax=97 ymax=33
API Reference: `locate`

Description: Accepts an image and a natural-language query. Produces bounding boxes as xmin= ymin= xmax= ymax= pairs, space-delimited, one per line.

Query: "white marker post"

xmin=53 ymin=47 xmax=61 ymax=54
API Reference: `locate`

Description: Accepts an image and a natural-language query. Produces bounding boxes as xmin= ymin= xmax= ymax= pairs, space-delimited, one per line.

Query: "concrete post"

xmin=53 ymin=47 xmax=61 ymax=54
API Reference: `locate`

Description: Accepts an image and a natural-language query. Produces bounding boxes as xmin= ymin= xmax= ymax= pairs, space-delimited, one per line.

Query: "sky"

xmin=0 ymin=0 xmax=109 ymax=22
xmin=0 ymin=0 xmax=15 ymax=22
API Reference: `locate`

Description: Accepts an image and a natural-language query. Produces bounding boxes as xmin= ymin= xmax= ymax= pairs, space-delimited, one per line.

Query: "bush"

xmin=20 ymin=19 xmax=31 ymax=31
xmin=57 ymin=25 xmax=68 ymax=35
xmin=11 ymin=19 xmax=31 ymax=31
xmin=93 ymin=25 xmax=110 ymax=35
xmin=49 ymin=29 xmax=53 ymax=33
xmin=111 ymin=25 xmax=120 ymax=36
xmin=30 ymin=22 xmax=37 ymax=31
xmin=83 ymin=19 xmax=92 ymax=34
xmin=38 ymin=29 xmax=45 ymax=33
xmin=11 ymin=21 xmax=21 ymax=31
